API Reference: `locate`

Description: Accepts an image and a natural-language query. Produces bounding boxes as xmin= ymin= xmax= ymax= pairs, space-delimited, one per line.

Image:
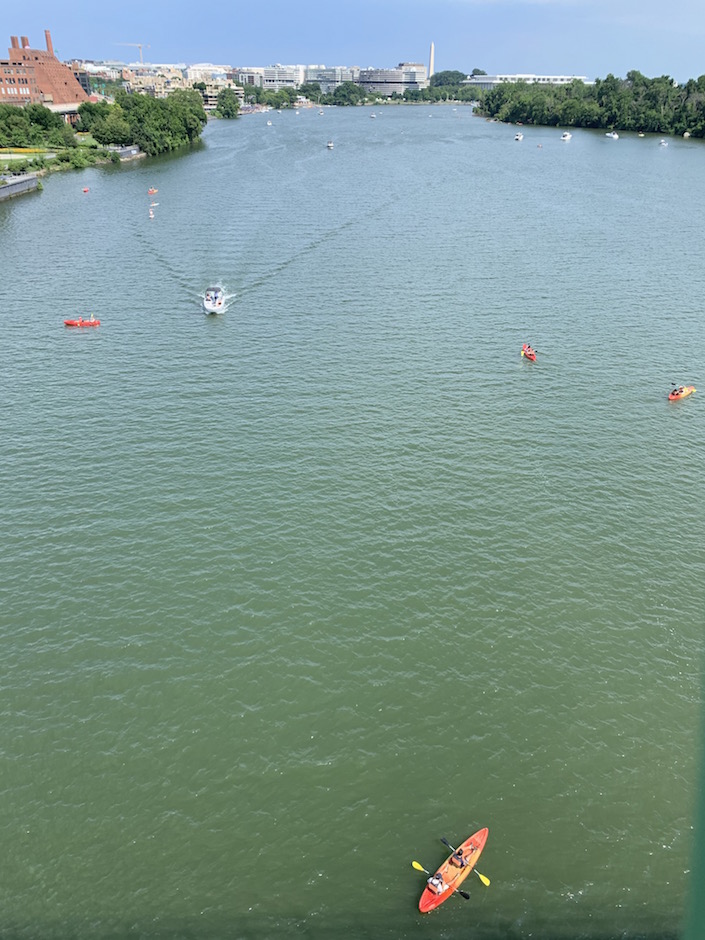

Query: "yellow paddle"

xmin=440 ymin=836 xmax=491 ymax=886
xmin=411 ymin=861 xmax=470 ymax=900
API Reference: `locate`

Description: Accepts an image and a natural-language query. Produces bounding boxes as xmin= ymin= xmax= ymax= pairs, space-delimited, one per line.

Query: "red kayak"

xmin=668 ymin=385 xmax=695 ymax=401
xmin=521 ymin=344 xmax=536 ymax=361
xmin=64 ymin=318 xmax=100 ymax=327
xmin=419 ymin=828 xmax=489 ymax=913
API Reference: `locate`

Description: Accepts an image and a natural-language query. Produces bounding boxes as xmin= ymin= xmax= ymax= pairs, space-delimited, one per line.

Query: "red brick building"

xmin=0 ymin=30 xmax=88 ymax=111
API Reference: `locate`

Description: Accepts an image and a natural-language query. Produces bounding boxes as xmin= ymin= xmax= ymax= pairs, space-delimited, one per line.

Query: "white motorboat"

xmin=560 ymin=131 xmax=572 ymax=141
xmin=606 ymin=130 xmax=619 ymax=139
xmin=203 ymin=286 xmax=225 ymax=314
xmin=514 ymin=132 xmax=524 ymax=141
xmin=659 ymin=138 xmax=669 ymax=146
xmin=327 ymin=140 xmax=334 ymax=149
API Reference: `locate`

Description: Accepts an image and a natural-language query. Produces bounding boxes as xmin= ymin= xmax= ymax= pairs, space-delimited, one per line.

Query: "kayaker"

xmin=427 ymin=872 xmax=448 ymax=894
xmin=89 ymin=313 xmax=95 ymax=322
xmin=450 ymin=849 xmax=467 ymax=868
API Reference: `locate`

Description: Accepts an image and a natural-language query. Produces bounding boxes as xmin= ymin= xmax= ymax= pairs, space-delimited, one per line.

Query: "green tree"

xmin=298 ymin=82 xmax=322 ymax=101
xmin=332 ymin=81 xmax=367 ymax=106
xmin=91 ymin=106 xmax=133 ymax=146
xmin=77 ymin=100 xmax=111 ymax=133
xmin=430 ymin=70 xmax=467 ymax=87
xmin=25 ymin=103 xmax=63 ymax=131
xmin=47 ymin=123 xmax=78 ymax=148
xmin=216 ymin=87 xmax=240 ymax=118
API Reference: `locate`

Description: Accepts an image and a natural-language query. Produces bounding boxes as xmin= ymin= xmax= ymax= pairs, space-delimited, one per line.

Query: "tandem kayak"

xmin=521 ymin=344 xmax=536 ymax=361
xmin=64 ymin=318 xmax=100 ymax=327
xmin=668 ymin=385 xmax=696 ymax=401
xmin=419 ymin=828 xmax=489 ymax=913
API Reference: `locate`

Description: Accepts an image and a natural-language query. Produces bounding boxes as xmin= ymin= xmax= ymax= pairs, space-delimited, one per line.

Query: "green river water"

xmin=1 ymin=105 xmax=703 ymax=939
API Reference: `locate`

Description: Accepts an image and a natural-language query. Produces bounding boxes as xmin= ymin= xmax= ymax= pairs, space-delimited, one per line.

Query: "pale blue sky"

xmin=8 ymin=0 xmax=705 ymax=83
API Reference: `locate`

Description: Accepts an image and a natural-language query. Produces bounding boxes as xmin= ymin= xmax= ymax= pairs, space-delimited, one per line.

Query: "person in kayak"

xmin=427 ymin=872 xmax=448 ymax=894
xmin=450 ymin=848 xmax=468 ymax=868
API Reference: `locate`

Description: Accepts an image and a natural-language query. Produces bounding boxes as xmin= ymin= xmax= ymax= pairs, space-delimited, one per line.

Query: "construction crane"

xmin=115 ymin=42 xmax=150 ymax=65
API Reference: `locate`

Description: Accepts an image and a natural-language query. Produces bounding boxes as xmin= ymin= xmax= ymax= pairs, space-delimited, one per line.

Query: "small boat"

xmin=660 ymin=139 xmax=669 ymax=147
xmin=606 ymin=131 xmax=619 ymax=139
xmin=150 ymin=201 xmax=159 ymax=207
xmin=203 ymin=286 xmax=225 ymax=314
xmin=668 ymin=385 xmax=695 ymax=401
xmin=148 ymin=187 xmax=158 ymax=194
xmin=266 ymin=120 xmax=272 ymax=126
xmin=370 ymin=112 xmax=376 ymax=119
xmin=560 ymin=131 xmax=572 ymax=141
xmin=638 ymin=132 xmax=645 ymax=137
xmin=327 ymin=140 xmax=334 ymax=149
xmin=318 ymin=110 xmax=324 ymax=115
xmin=64 ymin=317 xmax=100 ymax=328
xmin=521 ymin=343 xmax=537 ymax=362
xmin=418 ymin=829 xmax=489 ymax=913
xmin=83 ymin=187 xmax=89 ymax=193
xmin=514 ymin=132 xmax=523 ymax=141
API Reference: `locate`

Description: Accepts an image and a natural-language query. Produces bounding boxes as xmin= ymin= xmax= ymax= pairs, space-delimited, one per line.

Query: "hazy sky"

xmin=8 ymin=0 xmax=705 ymax=83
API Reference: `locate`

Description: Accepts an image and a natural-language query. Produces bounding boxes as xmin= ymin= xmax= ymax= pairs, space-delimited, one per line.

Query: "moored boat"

xmin=560 ymin=131 xmax=572 ymax=141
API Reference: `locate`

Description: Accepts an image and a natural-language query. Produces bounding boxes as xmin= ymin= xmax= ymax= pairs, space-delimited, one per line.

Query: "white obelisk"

xmin=429 ymin=41 xmax=435 ymax=78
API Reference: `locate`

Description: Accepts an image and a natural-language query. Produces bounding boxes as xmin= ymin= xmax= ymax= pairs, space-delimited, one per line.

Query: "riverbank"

xmin=0 ymin=172 xmax=39 ymax=201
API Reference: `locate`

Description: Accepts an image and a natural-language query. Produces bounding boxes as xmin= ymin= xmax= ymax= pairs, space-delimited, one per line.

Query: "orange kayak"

xmin=64 ymin=318 xmax=100 ymax=327
xmin=419 ymin=828 xmax=489 ymax=913
xmin=668 ymin=385 xmax=695 ymax=401
xmin=521 ymin=344 xmax=536 ymax=361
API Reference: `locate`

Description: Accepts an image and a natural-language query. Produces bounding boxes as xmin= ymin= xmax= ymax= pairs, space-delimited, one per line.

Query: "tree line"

xmin=1 ymin=89 xmax=210 ymax=171
xmin=476 ymin=71 xmax=705 ymax=136
xmin=76 ymin=89 xmax=207 ymax=155
xmin=237 ymin=71 xmax=484 ymax=109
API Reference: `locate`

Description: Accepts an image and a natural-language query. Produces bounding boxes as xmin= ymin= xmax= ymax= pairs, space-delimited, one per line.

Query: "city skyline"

xmin=10 ymin=0 xmax=705 ymax=84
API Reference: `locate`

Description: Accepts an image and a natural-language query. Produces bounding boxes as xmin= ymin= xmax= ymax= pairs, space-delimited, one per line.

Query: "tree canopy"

xmin=476 ymin=72 xmax=705 ymax=136
xmin=430 ymin=70 xmax=468 ymax=87
xmin=0 ymin=103 xmax=64 ymax=147
xmin=216 ymin=87 xmax=240 ymax=119
xmin=77 ymin=89 xmax=207 ymax=155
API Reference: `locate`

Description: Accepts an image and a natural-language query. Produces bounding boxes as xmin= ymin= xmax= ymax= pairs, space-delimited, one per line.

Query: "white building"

xmin=357 ymin=62 xmax=428 ymax=96
xmin=304 ymin=65 xmax=360 ymax=94
xmin=463 ymin=73 xmax=589 ymax=91
xmin=185 ymin=63 xmax=231 ymax=83
xmin=233 ymin=64 xmax=306 ymax=91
